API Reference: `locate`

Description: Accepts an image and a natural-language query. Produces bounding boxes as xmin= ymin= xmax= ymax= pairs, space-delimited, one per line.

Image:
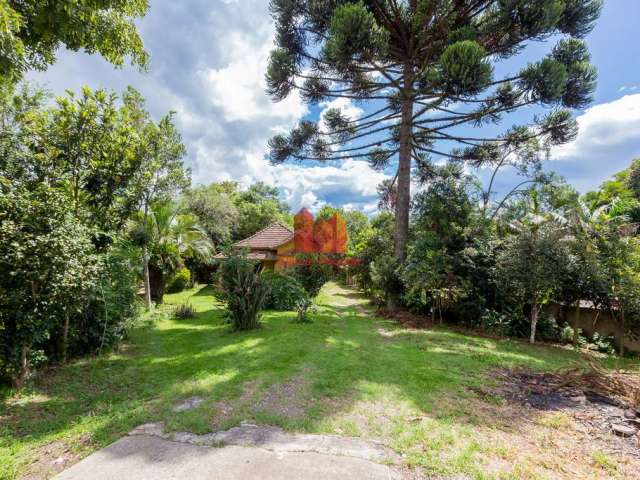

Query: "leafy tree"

xmin=404 ymin=162 xmax=475 ymax=315
xmin=266 ymin=0 xmax=601 ymax=262
xmin=44 ymin=87 xmax=153 ymax=233
xmin=0 ymin=0 xmax=149 ymax=80
xmin=496 ymin=194 xmax=572 ymax=343
xmin=131 ymin=113 xmax=190 ymax=309
xmin=352 ymin=211 xmax=395 ymax=292
xmin=131 ymin=201 xmax=213 ymax=304
xmin=185 ymin=184 xmax=239 ymax=246
xmin=0 ymin=183 xmax=98 ymax=387
xmin=233 ymin=182 xmax=291 ymax=240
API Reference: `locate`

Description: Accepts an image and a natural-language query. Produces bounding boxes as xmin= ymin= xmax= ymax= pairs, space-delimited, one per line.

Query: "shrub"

xmin=167 ymin=267 xmax=191 ymax=293
xmin=175 ymin=302 xmax=196 ymax=319
xmin=262 ymin=271 xmax=307 ymax=311
xmin=290 ymin=258 xmax=332 ymax=298
xmin=478 ymin=309 xmax=511 ymax=337
xmin=370 ymin=254 xmax=404 ymax=307
xmin=218 ymin=255 xmax=269 ymax=331
xmin=294 ymin=296 xmax=316 ymax=323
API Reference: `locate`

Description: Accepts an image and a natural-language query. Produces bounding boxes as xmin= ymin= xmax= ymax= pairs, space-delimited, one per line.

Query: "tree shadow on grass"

xmin=1 ymin=283 xmax=588 ymax=477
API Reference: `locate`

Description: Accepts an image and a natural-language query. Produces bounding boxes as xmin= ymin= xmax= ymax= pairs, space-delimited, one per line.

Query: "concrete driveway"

xmin=54 ymin=423 xmax=401 ymax=480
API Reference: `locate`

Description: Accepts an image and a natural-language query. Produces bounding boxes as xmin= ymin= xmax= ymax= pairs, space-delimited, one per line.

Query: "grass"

xmin=0 ymin=283 xmax=634 ymax=479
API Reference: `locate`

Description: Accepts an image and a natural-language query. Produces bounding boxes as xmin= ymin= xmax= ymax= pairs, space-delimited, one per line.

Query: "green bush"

xmin=262 ymin=271 xmax=307 ymax=311
xmin=218 ymin=255 xmax=269 ymax=331
xmin=290 ymin=257 xmax=332 ymax=298
xmin=294 ymin=296 xmax=316 ymax=323
xmin=167 ymin=267 xmax=191 ymax=293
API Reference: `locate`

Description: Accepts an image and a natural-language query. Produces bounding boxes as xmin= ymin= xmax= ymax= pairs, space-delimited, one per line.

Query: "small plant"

xmin=591 ymin=333 xmax=616 ymax=355
xmin=294 ymin=296 xmax=316 ymax=323
xmin=218 ymin=254 xmax=269 ymax=331
xmin=174 ymin=302 xmax=196 ymax=319
xmin=479 ymin=309 xmax=510 ymax=337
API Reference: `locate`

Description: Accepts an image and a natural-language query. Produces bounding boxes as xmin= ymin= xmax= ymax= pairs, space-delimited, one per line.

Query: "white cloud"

xmin=26 ymin=0 xmax=386 ymax=215
xmin=550 ymin=93 xmax=640 ymax=191
xmin=202 ymin=24 xmax=306 ymax=122
xmin=554 ymin=94 xmax=640 ymax=160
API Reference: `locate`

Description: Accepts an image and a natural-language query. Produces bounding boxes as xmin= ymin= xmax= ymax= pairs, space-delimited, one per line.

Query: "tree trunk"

xmin=393 ymin=64 xmax=414 ymax=263
xmin=529 ymin=302 xmax=538 ymax=344
xmin=573 ymin=303 xmax=581 ymax=349
xmin=62 ymin=312 xmax=70 ymax=364
xmin=142 ymin=245 xmax=152 ymax=310
xmin=149 ymin=265 xmax=166 ymax=304
xmin=13 ymin=344 xmax=29 ymax=390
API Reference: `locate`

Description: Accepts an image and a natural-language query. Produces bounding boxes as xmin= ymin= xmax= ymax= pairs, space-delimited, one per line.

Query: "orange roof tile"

xmin=233 ymin=222 xmax=293 ymax=250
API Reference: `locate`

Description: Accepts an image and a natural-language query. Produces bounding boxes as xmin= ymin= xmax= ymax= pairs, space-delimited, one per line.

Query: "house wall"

xmin=275 ymin=240 xmax=295 ymax=271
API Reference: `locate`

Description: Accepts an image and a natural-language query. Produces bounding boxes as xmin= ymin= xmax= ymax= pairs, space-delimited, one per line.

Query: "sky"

xmin=27 ymin=0 xmax=640 ymax=215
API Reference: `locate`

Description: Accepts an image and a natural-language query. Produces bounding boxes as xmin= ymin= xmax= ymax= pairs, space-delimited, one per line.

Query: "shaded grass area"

xmin=0 ymin=283 xmax=615 ymax=479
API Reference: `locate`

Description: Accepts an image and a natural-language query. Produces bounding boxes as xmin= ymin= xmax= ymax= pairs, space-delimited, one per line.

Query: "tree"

xmin=232 ymin=182 xmax=291 ymax=240
xmin=0 ymin=0 xmax=148 ymax=80
xmin=496 ymin=193 xmax=571 ymax=343
xmin=403 ymin=162 xmax=475 ymax=316
xmin=131 ymin=113 xmax=190 ymax=309
xmin=266 ymin=0 xmax=601 ymax=262
xmin=0 ymin=183 xmax=98 ymax=387
xmin=44 ymin=87 xmax=153 ymax=234
xmin=185 ymin=184 xmax=239 ymax=246
xmin=131 ymin=201 xmax=213 ymax=304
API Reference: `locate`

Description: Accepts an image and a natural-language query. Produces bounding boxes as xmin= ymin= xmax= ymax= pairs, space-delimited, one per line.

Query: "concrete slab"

xmin=54 ymin=434 xmax=401 ymax=480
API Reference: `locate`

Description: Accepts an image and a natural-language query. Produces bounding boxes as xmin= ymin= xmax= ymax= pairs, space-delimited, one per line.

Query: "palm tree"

xmin=132 ymin=201 xmax=214 ymax=304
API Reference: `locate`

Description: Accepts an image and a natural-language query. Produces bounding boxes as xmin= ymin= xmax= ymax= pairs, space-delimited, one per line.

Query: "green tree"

xmin=131 ymin=113 xmax=190 ymax=309
xmin=266 ymin=0 xmax=600 ymax=262
xmin=403 ymin=162 xmax=475 ymax=316
xmin=233 ymin=182 xmax=291 ymax=240
xmin=0 ymin=183 xmax=98 ymax=387
xmin=0 ymin=0 xmax=148 ymax=80
xmin=185 ymin=184 xmax=239 ymax=246
xmin=496 ymin=194 xmax=571 ymax=343
xmin=131 ymin=201 xmax=213 ymax=304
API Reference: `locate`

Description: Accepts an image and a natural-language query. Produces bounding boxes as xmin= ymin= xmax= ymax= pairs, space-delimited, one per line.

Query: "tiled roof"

xmin=233 ymin=222 xmax=293 ymax=250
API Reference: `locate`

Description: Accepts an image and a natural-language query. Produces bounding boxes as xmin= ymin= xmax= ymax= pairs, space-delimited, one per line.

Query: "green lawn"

xmin=0 ymin=283 xmax=629 ymax=479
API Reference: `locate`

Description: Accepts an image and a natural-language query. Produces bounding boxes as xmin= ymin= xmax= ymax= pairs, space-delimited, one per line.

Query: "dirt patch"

xmin=464 ymin=366 xmax=640 ymax=478
xmin=256 ymin=372 xmax=310 ymax=420
xmin=21 ymin=434 xmax=91 ymax=480
xmin=475 ymin=367 xmax=640 ymax=454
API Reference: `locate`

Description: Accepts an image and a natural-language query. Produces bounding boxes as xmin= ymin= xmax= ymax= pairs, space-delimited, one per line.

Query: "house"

xmin=214 ymin=222 xmax=295 ymax=271
xmin=214 ymin=208 xmax=349 ymax=271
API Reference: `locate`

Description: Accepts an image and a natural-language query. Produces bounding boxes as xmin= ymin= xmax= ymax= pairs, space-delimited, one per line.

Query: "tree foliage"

xmin=266 ymin=0 xmax=601 ymax=261
xmin=0 ymin=0 xmax=149 ymax=80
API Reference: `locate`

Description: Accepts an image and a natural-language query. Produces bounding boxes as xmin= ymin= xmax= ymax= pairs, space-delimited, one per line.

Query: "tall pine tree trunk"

xmin=394 ymin=64 xmax=414 ymax=262
xmin=530 ymin=301 xmax=539 ymax=344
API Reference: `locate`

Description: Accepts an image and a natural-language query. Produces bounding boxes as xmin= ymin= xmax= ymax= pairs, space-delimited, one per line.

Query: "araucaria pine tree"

xmin=266 ymin=0 xmax=601 ymax=261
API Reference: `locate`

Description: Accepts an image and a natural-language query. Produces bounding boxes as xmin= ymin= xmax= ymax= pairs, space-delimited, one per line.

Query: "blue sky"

xmin=27 ymin=0 xmax=640 ymax=214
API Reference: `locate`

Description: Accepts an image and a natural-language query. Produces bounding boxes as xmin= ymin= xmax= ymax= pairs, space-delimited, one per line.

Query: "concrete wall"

xmin=549 ymin=303 xmax=640 ymax=354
